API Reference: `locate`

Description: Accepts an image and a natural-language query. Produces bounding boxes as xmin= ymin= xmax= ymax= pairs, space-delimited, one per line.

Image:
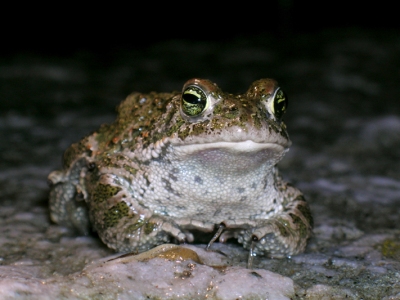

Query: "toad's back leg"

xmin=48 ymin=158 xmax=91 ymax=235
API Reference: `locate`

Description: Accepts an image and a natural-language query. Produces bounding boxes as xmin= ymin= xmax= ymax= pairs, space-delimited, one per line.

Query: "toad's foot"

xmin=206 ymin=195 xmax=313 ymax=268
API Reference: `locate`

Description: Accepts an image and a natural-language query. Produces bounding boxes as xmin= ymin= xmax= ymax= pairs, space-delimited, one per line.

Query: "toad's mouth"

xmin=173 ymin=140 xmax=288 ymax=173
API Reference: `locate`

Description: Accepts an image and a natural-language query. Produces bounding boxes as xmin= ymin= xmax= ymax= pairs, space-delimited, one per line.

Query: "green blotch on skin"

xmin=126 ymin=218 xmax=145 ymax=232
xmin=297 ymin=202 xmax=314 ymax=228
xmin=124 ymin=219 xmax=156 ymax=235
xmin=62 ymin=140 xmax=90 ymax=168
xmin=150 ymin=132 xmax=164 ymax=144
xmin=290 ymin=213 xmax=308 ymax=239
xmin=124 ymin=164 xmax=138 ymax=175
xmin=191 ymin=121 xmax=209 ymax=136
xmin=144 ymin=222 xmax=157 ymax=235
xmin=214 ymin=102 xmax=240 ymax=120
xmin=381 ymin=239 xmax=400 ymax=260
xmin=276 ymin=219 xmax=290 ymax=237
xmin=103 ymin=201 xmax=130 ymax=228
xmin=93 ymin=183 xmax=121 ymax=203
xmin=95 ymin=124 xmax=116 ymax=146
xmin=213 ymin=102 xmax=223 ymax=115
xmin=239 ymin=114 xmax=249 ymax=125
xmin=251 ymin=113 xmax=262 ymax=129
xmin=178 ymin=126 xmax=191 ymax=140
xmin=210 ymin=118 xmax=226 ymax=130
xmin=224 ymin=107 xmax=240 ymax=119
xmin=167 ymin=118 xmax=185 ymax=137
xmin=98 ymin=155 xmax=114 ymax=167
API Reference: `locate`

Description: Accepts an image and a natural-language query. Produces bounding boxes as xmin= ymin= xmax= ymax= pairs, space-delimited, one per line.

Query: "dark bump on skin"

xmin=262 ymin=176 xmax=269 ymax=189
xmin=194 ymin=176 xmax=203 ymax=184
xmin=213 ymin=208 xmax=221 ymax=216
xmin=161 ymin=178 xmax=173 ymax=192
xmin=169 ymin=173 xmax=178 ymax=181
xmin=266 ymin=209 xmax=275 ymax=214
xmin=143 ymin=174 xmax=151 ymax=186
xmin=175 ymin=205 xmax=187 ymax=211
xmin=161 ymin=178 xmax=181 ymax=196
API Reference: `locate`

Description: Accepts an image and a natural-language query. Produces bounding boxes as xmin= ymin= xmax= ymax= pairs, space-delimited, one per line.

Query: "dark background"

xmin=2 ymin=1 xmax=397 ymax=57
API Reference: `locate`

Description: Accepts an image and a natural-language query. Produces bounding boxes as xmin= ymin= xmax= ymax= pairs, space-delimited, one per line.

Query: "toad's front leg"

xmin=239 ymin=193 xmax=313 ymax=259
xmin=206 ymin=188 xmax=313 ymax=262
xmin=86 ymin=174 xmax=204 ymax=253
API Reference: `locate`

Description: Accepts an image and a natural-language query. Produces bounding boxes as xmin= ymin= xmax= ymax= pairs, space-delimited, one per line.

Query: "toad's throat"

xmin=173 ymin=141 xmax=288 ymax=173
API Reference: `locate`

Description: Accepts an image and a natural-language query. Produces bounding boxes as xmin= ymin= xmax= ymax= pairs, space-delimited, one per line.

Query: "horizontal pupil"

xmin=184 ymin=93 xmax=202 ymax=104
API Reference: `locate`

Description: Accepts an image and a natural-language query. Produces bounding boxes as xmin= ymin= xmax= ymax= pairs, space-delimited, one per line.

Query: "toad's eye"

xmin=181 ymin=85 xmax=208 ymax=117
xmin=269 ymin=88 xmax=288 ymax=119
